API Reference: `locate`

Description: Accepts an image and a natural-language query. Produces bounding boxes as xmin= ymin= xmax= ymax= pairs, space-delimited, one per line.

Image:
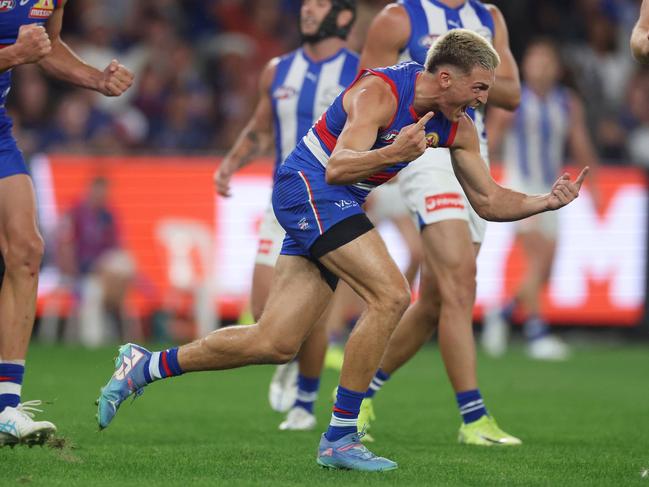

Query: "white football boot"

xmin=0 ymin=401 xmax=56 ymax=447
xmin=527 ymin=335 xmax=570 ymax=361
xmin=268 ymin=361 xmax=298 ymax=412
xmin=279 ymin=406 xmax=316 ymax=431
xmin=482 ymin=307 xmax=509 ymax=357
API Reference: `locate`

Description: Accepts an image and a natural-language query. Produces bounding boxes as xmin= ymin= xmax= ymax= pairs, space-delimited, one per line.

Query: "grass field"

xmin=2 ymin=342 xmax=648 ymax=486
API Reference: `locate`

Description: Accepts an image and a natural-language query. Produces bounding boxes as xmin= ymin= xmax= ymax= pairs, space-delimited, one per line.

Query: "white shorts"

xmin=505 ymin=176 xmax=558 ymax=238
xmin=366 ymin=178 xmax=410 ymax=223
xmin=255 ymin=201 xmax=286 ymax=267
xmin=398 ymin=147 xmax=487 ymax=243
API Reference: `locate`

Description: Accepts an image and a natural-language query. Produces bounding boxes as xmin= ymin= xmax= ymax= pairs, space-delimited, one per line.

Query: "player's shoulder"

xmin=372 ymin=2 xmax=410 ymax=29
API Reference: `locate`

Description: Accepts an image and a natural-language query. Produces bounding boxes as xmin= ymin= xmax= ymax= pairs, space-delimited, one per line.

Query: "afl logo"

xmin=273 ymin=86 xmax=297 ymax=100
xmin=0 ymin=0 xmax=16 ymax=12
xmin=426 ymin=132 xmax=440 ymax=148
xmin=418 ymin=34 xmax=439 ymax=49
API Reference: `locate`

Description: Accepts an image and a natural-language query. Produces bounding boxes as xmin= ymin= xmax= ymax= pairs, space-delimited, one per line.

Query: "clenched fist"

xmin=388 ymin=111 xmax=435 ymax=163
xmin=98 ymin=59 xmax=134 ymax=97
xmin=12 ymin=24 xmax=51 ymax=65
xmin=547 ymin=167 xmax=589 ymax=210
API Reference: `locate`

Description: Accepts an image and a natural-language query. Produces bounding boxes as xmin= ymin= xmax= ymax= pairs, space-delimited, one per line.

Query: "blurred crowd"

xmin=6 ymin=0 xmax=649 ymax=164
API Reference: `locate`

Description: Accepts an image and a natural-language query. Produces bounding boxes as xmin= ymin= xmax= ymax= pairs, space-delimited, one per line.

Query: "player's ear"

xmin=438 ymin=69 xmax=452 ymax=89
xmin=336 ymin=9 xmax=353 ymax=29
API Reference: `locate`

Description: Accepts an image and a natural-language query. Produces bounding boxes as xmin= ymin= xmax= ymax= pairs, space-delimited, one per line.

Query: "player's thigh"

xmin=250 ymin=263 xmax=275 ymax=320
xmin=257 ymin=254 xmax=334 ymax=352
xmin=319 ymin=228 xmax=410 ymax=309
xmin=0 ymin=174 xmax=41 ymax=250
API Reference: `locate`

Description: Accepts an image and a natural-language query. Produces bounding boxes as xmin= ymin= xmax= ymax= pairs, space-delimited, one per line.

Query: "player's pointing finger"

xmin=416 ymin=111 xmax=435 ymax=127
xmin=575 ymin=166 xmax=590 ymax=187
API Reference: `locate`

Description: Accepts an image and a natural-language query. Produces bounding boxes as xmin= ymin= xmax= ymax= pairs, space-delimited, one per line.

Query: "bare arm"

xmin=38 ymin=2 xmax=133 ymax=95
xmin=485 ymin=4 xmax=520 ymax=110
xmin=0 ymin=24 xmax=52 ymax=74
xmin=359 ymin=3 xmax=410 ymax=69
xmin=326 ymin=76 xmax=433 ymax=185
xmin=214 ymin=59 xmax=276 ymax=196
xmin=450 ymin=116 xmax=587 ymax=221
xmin=631 ymin=0 xmax=649 ymax=64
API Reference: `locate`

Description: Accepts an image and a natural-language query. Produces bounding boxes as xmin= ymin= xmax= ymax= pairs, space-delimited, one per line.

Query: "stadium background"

xmin=8 ymin=0 xmax=648 ymax=339
xmin=2 ymin=1 xmax=649 ymax=485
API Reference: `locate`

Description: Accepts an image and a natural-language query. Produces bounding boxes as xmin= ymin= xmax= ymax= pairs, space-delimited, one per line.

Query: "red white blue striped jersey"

xmin=503 ymin=84 xmax=571 ymax=190
xmin=399 ymin=0 xmax=494 ymax=157
xmin=0 ymin=0 xmax=59 ymax=113
xmin=294 ymin=62 xmax=458 ymax=201
xmin=270 ymin=47 xmax=359 ymax=176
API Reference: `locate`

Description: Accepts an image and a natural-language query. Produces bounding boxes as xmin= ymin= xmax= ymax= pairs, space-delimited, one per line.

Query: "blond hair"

xmin=425 ymin=29 xmax=500 ymax=74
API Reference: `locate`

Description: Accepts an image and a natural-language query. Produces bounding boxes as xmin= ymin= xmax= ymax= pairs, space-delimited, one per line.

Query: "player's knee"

xmin=438 ymin=261 xmax=476 ymax=310
xmin=4 ymin=232 xmax=44 ymax=275
xmin=264 ymin=336 xmax=299 ymax=364
xmin=374 ymin=278 xmax=411 ymax=318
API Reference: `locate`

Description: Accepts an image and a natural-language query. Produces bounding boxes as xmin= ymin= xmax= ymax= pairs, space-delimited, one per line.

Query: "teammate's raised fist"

xmin=98 ymin=59 xmax=134 ymax=97
xmin=12 ymin=24 xmax=51 ymax=65
xmin=389 ymin=111 xmax=435 ymax=162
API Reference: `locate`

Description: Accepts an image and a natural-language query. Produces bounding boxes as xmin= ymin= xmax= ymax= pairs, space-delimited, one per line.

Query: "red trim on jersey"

xmin=313 ymin=114 xmax=337 ymax=153
xmin=0 ymin=376 xmax=13 ymax=381
xmin=444 ymin=121 xmax=459 ymax=147
xmin=366 ymin=171 xmax=397 ymax=184
xmin=365 ymin=69 xmax=400 ymax=129
xmin=160 ymin=352 xmax=172 ymax=377
xmin=298 ymin=171 xmax=324 ymax=235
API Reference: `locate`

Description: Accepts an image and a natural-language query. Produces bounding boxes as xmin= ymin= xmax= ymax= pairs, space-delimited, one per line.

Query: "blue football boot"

xmin=96 ymin=343 xmax=151 ymax=430
xmin=316 ymin=431 xmax=397 ymax=471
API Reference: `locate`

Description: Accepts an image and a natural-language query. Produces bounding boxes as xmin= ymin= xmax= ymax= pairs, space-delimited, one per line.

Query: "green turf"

xmin=2 ymin=342 xmax=648 ymax=486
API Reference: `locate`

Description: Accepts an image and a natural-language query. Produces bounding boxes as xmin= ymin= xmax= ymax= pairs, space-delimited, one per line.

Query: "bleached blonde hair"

xmin=425 ymin=28 xmax=500 ymax=74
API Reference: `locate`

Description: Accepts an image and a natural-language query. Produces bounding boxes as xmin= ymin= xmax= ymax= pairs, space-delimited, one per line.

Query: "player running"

xmin=0 ymin=0 xmax=133 ymax=447
xmin=357 ymin=0 xmax=522 ymax=445
xmin=214 ymin=0 xmax=359 ymax=430
xmin=97 ymin=29 xmax=587 ymax=471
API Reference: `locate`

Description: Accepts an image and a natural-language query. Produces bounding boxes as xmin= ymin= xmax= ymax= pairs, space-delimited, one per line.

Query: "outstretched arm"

xmin=38 ymin=1 xmax=133 ymax=95
xmin=450 ymin=117 xmax=587 ymax=221
xmin=631 ymin=0 xmax=649 ymax=64
xmin=214 ymin=59 xmax=275 ymax=197
xmin=485 ymin=4 xmax=520 ymax=110
xmin=325 ymin=76 xmax=433 ymax=185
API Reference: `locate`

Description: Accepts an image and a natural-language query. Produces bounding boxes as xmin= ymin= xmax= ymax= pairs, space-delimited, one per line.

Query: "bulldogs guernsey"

xmin=0 ymin=0 xmax=59 ymax=177
xmin=273 ymin=62 xmax=457 ymax=256
xmin=270 ymin=47 xmax=359 ymax=179
xmin=399 ymin=0 xmax=493 ymax=156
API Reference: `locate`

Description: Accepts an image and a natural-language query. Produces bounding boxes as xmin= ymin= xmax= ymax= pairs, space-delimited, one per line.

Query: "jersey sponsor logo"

xmin=418 ymin=34 xmax=440 ymax=49
xmin=258 ymin=238 xmax=273 ymax=255
xmin=273 ymin=86 xmax=297 ymax=100
xmin=426 ymin=193 xmax=465 ymax=212
xmin=0 ymin=0 xmax=16 ymax=12
xmin=29 ymin=0 xmax=54 ymax=19
xmin=426 ymin=132 xmax=440 ymax=148
xmin=334 ymin=199 xmax=358 ymax=210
